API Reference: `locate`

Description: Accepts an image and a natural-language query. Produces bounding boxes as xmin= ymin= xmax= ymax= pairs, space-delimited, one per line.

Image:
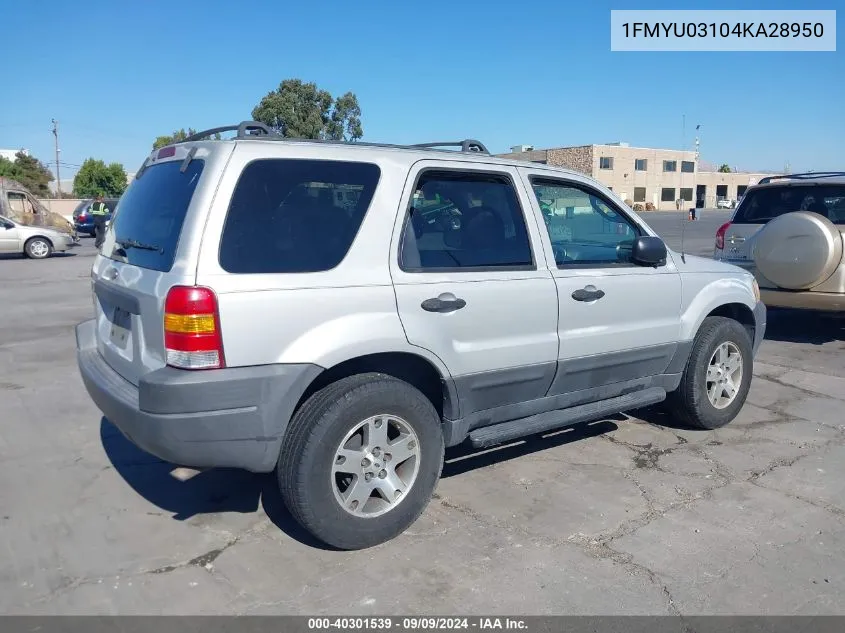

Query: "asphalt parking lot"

xmin=1 ymin=210 xmax=844 ymax=615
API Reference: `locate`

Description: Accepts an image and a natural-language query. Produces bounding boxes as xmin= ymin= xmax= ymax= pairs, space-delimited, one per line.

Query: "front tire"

xmin=278 ymin=373 xmax=445 ymax=550
xmin=24 ymin=237 xmax=53 ymax=259
xmin=667 ymin=316 xmax=753 ymax=429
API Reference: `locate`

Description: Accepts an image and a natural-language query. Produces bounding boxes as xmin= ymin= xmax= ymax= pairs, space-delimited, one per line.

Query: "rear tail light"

xmin=78 ymin=213 xmax=88 ymax=221
xmin=164 ymin=286 xmax=225 ymax=370
xmin=715 ymin=222 xmax=732 ymax=250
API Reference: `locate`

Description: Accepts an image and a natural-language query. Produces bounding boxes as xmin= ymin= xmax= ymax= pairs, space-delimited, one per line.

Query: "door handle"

xmin=571 ymin=287 xmax=605 ymax=302
xmin=421 ymin=294 xmax=467 ymax=313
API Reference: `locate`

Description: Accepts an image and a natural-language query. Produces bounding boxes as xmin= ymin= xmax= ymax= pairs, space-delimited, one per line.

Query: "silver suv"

xmin=714 ymin=172 xmax=845 ymax=311
xmin=77 ymin=122 xmax=766 ymax=549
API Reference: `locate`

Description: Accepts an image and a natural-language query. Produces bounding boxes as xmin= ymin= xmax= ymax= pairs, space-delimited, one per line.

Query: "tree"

xmin=0 ymin=151 xmax=54 ymax=196
xmin=718 ymin=164 xmax=732 ymax=173
xmin=153 ymin=128 xmax=221 ymax=149
xmin=73 ymin=159 xmax=128 ymax=198
xmin=251 ymin=79 xmax=363 ymax=141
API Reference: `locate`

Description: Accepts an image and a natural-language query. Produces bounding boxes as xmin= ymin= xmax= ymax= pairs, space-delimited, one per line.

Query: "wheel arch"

xmin=681 ymin=276 xmax=759 ymax=343
xmin=295 ymin=351 xmax=459 ymax=422
xmin=704 ymin=302 xmax=756 ymax=344
xmin=25 ymin=234 xmax=54 ymax=248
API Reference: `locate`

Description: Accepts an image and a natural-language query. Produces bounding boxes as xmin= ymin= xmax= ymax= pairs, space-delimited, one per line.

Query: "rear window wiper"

xmin=115 ymin=238 xmax=164 ymax=253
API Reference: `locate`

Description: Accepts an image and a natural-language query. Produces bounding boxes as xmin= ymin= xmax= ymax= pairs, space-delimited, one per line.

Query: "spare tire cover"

xmin=752 ymin=211 xmax=843 ymax=290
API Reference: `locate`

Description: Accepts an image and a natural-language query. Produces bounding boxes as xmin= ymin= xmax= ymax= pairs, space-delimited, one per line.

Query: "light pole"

xmin=51 ymin=119 xmax=61 ymax=197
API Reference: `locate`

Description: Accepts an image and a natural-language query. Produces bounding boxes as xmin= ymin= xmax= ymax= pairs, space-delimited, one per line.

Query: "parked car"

xmin=714 ymin=172 xmax=845 ymax=311
xmin=76 ymin=121 xmax=765 ymax=550
xmin=73 ymin=197 xmax=119 ymax=236
xmin=716 ymin=198 xmax=734 ymax=209
xmin=0 ymin=214 xmax=75 ymax=258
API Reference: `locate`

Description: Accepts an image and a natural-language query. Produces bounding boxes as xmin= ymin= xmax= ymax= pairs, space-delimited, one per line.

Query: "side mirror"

xmin=631 ymin=236 xmax=667 ymax=267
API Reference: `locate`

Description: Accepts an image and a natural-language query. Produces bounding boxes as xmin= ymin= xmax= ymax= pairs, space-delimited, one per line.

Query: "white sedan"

xmin=0 ymin=215 xmax=75 ymax=259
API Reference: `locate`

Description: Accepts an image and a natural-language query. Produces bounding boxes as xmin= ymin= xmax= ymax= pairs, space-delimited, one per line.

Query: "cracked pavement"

xmin=2 ymin=213 xmax=844 ymax=615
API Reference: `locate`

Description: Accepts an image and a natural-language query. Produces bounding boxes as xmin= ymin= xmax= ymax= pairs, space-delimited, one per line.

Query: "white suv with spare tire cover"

xmin=714 ymin=172 xmax=845 ymax=312
xmin=76 ymin=121 xmax=766 ymax=550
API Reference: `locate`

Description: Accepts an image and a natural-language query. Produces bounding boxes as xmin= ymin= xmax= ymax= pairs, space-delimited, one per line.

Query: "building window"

xmin=663 ymin=160 xmax=677 ymax=172
xmin=681 ymin=161 xmax=695 ymax=173
xmin=661 ymin=188 xmax=676 ymax=202
xmin=634 ymin=159 xmax=648 ymax=171
xmin=737 ymin=185 xmax=748 ymax=197
xmin=608 ymin=187 xmax=613 ymax=191
xmin=634 ymin=187 xmax=646 ymax=202
xmin=716 ymin=185 xmax=728 ymax=200
xmin=680 ymin=188 xmax=693 ymax=201
xmin=599 ymin=157 xmax=613 ymax=170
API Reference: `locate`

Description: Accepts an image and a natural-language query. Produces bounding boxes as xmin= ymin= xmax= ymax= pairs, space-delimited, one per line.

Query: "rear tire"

xmin=24 ymin=237 xmax=53 ymax=259
xmin=667 ymin=316 xmax=753 ymax=429
xmin=278 ymin=373 xmax=445 ymax=550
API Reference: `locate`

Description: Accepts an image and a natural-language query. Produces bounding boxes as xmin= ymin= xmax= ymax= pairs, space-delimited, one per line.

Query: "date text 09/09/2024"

xmin=308 ymin=617 xmax=528 ymax=630
xmin=622 ymin=22 xmax=824 ymax=39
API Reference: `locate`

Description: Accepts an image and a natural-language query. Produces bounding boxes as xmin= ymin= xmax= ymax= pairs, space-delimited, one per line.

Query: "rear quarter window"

xmin=734 ymin=184 xmax=845 ymax=225
xmin=103 ymin=159 xmax=204 ymax=272
xmin=218 ymin=159 xmax=381 ymax=274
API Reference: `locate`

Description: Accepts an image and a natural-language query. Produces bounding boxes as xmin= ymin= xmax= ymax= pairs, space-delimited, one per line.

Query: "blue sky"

xmin=1 ymin=0 xmax=842 ymax=180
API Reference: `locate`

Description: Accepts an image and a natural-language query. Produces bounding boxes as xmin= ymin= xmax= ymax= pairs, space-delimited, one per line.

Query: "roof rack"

xmin=181 ymin=121 xmax=278 ymax=142
xmin=177 ymin=121 xmax=490 ymax=154
xmin=409 ymin=140 xmax=490 ymax=154
xmin=757 ymin=171 xmax=845 ymax=185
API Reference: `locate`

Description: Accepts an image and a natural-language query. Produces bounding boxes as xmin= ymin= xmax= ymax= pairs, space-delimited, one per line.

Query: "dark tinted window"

xmin=681 ymin=161 xmax=695 ymax=173
xmin=733 ymin=184 xmax=845 ymax=225
xmin=219 ymin=159 xmax=380 ymax=273
xmin=103 ymin=159 xmax=204 ymax=272
xmin=400 ymin=171 xmax=533 ymax=270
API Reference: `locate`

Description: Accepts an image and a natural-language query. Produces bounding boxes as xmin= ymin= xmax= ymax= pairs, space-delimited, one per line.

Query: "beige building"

xmin=498 ymin=143 xmax=777 ymax=211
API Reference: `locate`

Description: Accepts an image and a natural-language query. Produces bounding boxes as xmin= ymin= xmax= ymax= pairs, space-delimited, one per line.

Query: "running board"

xmin=467 ymin=387 xmax=667 ymax=449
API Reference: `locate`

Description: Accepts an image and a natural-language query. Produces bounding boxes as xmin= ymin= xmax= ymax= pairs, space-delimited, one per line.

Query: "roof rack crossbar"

xmin=409 ymin=140 xmax=490 ymax=154
xmin=174 ymin=123 xmax=490 ymax=155
xmin=757 ymin=171 xmax=845 ymax=184
xmin=181 ymin=121 xmax=277 ymax=143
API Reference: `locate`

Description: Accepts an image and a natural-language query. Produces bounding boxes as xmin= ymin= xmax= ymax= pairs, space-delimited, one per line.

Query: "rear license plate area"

xmin=110 ymin=307 xmax=132 ymax=347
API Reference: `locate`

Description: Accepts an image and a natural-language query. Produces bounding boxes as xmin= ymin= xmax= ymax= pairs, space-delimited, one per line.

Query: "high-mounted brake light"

xmin=164 ymin=286 xmax=225 ymax=370
xmin=158 ymin=146 xmax=177 ymax=159
xmin=715 ymin=222 xmax=732 ymax=250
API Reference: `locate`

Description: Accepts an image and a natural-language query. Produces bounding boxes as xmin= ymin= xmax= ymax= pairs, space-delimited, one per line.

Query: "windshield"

xmin=733 ymin=184 xmax=845 ymax=225
xmin=102 ymin=159 xmax=204 ymax=272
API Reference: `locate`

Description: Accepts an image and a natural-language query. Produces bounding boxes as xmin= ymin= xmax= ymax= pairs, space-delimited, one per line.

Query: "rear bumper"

xmin=75 ymin=319 xmax=322 ymax=472
xmin=760 ymin=289 xmax=845 ymax=312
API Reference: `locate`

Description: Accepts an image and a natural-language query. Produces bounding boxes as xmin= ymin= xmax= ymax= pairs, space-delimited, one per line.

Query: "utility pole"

xmin=51 ymin=119 xmax=61 ymax=197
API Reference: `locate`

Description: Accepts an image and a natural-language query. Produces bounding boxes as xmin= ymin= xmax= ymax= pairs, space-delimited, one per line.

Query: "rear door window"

xmin=399 ymin=170 xmax=534 ymax=270
xmin=734 ymin=184 xmax=845 ymax=225
xmin=102 ymin=159 xmax=204 ymax=272
xmin=218 ymin=159 xmax=380 ymax=274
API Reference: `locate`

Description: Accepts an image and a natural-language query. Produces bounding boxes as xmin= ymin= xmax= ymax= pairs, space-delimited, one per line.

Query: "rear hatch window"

xmin=102 ymin=159 xmax=204 ymax=272
xmin=733 ymin=184 xmax=845 ymax=225
xmin=72 ymin=200 xmax=91 ymax=218
xmin=218 ymin=159 xmax=380 ymax=273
